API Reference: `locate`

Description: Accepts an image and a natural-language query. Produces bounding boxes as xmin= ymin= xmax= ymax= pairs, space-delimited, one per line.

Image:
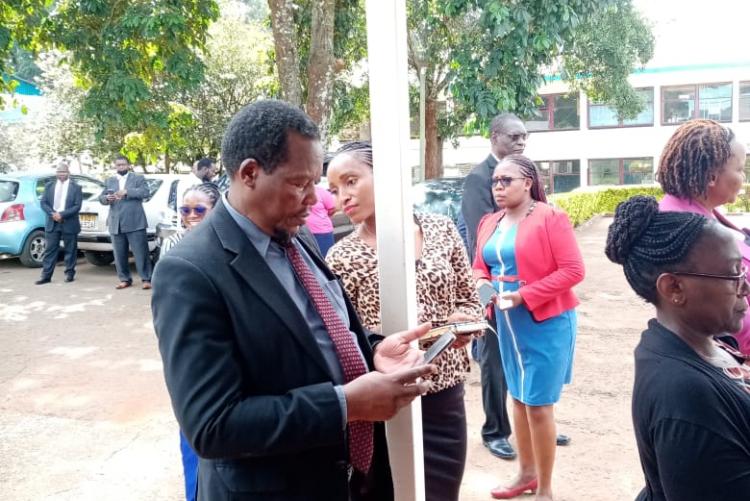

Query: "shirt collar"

xmin=222 ymin=192 xmax=274 ymax=258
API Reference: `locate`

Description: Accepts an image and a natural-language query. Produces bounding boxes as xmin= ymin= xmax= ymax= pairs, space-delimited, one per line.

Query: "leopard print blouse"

xmin=326 ymin=213 xmax=482 ymax=393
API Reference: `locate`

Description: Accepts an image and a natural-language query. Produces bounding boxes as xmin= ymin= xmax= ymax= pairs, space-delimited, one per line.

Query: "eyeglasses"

xmin=179 ymin=205 xmax=209 ymax=217
xmin=491 ymin=176 xmax=527 ymax=188
xmin=669 ymin=266 xmax=749 ymax=296
xmin=500 ymin=132 xmax=529 ymax=142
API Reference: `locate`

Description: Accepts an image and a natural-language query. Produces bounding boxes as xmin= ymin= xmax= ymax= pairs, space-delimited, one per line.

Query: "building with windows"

xmin=414 ymin=0 xmax=750 ymax=193
xmin=419 ymin=62 xmax=750 ymax=194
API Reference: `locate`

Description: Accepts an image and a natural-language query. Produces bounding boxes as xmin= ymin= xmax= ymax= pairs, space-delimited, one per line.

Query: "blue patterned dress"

xmin=483 ymin=222 xmax=577 ymax=406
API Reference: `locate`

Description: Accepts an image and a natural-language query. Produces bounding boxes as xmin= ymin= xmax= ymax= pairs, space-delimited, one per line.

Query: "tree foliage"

xmin=1 ymin=0 xmax=220 ymax=152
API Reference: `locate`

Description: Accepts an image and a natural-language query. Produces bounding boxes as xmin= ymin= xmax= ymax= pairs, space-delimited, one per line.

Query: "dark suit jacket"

xmin=461 ymin=154 xmax=498 ymax=262
xmin=40 ymin=179 xmax=83 ymax=234
xmin=99 ymin=173 xmax=149 ymax=234
xmin=151 ymin=200 xmax=393 ymax=501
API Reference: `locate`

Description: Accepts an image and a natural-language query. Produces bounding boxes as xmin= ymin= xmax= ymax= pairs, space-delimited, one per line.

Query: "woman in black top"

xmin=605 ymin=196 xmax=750 ymax=501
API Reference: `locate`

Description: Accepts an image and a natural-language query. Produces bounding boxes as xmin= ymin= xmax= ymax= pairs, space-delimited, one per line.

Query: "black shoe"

xmin=483 ymin=438 xmax=517 ymax=460
xmin=556 ymin=434 xmax=571 ymax=446
xmin=35 ymin=278 xmax=51 ymax=285
xmin=64 ymin=275 xmax=75 ymax=283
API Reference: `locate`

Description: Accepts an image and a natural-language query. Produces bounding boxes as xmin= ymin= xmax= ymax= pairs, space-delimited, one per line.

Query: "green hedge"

xmin=549 ymin=184 xmax=750 ymax=227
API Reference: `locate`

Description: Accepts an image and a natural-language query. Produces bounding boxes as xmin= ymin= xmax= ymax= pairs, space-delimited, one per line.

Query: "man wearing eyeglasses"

xmin=460 ymin=113 xmax=527 ymax=461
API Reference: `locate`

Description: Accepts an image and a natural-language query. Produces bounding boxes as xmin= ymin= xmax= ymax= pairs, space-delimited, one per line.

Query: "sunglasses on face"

xmin=669 ymin=266 xmax=749 ymax=296
xmin=179 ymin=205 xmax=209 ymax=217
xmin=491 ymin=176 xmax=527 ymax=188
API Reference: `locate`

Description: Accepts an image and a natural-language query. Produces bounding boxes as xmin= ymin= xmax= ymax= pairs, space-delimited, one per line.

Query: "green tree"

xmin=1 ymin=0 xmax=219 ymax=151
xmin=412 ymin=0 xmax=654 ymax=179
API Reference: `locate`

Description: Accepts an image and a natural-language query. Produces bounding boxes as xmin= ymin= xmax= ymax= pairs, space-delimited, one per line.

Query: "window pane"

xmin=537 ymin=161 xmax=552 ymax=194
xmin=739 ymin=82 xmax=750 ymax=121
xmin=623 ymin=158 xmax=654 ymax=185
xmin=589 ymin=88 xmax=653 ymax=127
xmin=553 ymin=94 xmax=579 ymax=129
xmin=552 ymin=160 xmax=581 ymax=193
xmin=589 ymin=103 xmax=619 ymax=127
xmin=745 ymin=157 xmax=750 ymax=180
xmin=72 ymin=176 xmax=104 ymax=201
xmin=663 ymin=85 xmax=695 ymax=124
xmin=698 ymin=83 xmax=732 ymax=122
xmin=589 ymin=159 xmax=620 ymax=185
xmin=623 ymin=88 xmax=654 ymax=126
xmin=527 ymin=97 xmax=550 ymax=131
xmin=36 ymin=177 xmax=53 ymax=199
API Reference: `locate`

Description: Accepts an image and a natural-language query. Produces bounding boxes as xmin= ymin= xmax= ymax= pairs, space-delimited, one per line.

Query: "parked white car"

xmin=77 ymin=174 xmax=190 ymax=266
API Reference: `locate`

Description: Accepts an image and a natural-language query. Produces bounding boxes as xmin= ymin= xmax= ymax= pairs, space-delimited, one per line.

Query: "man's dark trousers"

xmin=478 ymin=310 xmax=512 ymax=441
xmin=112 ymin=229 xmax=152 ymax=284
xmin=41 ymin=225 xmax=78 ymax=280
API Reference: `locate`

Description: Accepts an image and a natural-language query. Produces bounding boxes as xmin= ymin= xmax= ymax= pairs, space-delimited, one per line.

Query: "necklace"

xmin=498 ymin=200 xmax=537 ymax=229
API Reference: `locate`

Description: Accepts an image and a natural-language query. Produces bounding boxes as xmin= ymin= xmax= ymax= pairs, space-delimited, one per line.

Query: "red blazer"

xmin=472 ymin=203 xmax=585 ymax=322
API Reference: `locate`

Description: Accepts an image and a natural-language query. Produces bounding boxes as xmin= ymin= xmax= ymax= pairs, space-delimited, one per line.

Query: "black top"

xmin=633 ymin=319 xmax=750 ymax=500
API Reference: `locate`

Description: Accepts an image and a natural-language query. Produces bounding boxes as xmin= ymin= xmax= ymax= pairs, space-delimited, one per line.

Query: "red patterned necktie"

xmin=284 ymin=241 xmax=374 ymax=473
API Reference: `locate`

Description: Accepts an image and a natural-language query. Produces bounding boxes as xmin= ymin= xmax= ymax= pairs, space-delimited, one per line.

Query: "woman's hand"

xmin=496 ymin=291 xmax=524 ymax=309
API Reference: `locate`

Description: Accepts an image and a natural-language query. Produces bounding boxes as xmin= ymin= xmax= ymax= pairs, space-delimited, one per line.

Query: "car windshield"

xmin=144 ymin=179 xmax=163 ymax=202
xmin=0 ymin=180 xmax=19 ymax=202
xmin=412 ymin=178 xmax=464 ymax=224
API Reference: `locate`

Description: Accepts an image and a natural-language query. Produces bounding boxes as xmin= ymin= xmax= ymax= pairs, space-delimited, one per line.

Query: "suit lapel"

xmin=211 ymin=201 xmax=333 ymax=378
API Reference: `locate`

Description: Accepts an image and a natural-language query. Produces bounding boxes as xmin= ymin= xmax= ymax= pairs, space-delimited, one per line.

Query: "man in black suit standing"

xmin=36 ymin=162 xmax=82 ymax=285
xmin=99 ymin=155 xmax=153 ymax=290
xmin=461 ymin=113 xmax=528 ymax=460
xmin=152 ymin=100 xmax=434 ymax=501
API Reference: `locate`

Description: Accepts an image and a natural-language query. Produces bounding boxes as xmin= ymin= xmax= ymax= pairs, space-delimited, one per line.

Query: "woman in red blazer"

xmin=473 ymin=155 xmax=584 ymax=500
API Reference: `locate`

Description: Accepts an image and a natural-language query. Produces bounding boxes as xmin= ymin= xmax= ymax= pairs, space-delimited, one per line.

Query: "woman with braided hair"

xmin=657 ymin=119 xmax=750 ymax=353
xmin=473 ymin=154 xmax=584 ymax=500
xmin=606 ymin=195 xmax=750 ymax=500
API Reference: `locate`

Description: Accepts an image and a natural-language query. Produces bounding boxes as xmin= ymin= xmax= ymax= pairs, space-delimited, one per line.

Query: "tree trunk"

xmin=268 ymin=0 xmax=303 ymax=107
xmin=164 ymin=151 xmax=171 ymax=174
xmin=305 ymin=0 xmax=336 ymax=144
xmin=424 ymin=97 xmax=443 ymax=179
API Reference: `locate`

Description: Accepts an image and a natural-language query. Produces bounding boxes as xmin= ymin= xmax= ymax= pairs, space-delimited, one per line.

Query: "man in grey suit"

xmin=99 ymin=155 xmax=153 ymax=290
xmin=36 ymin=162 xmax=83 ymax=284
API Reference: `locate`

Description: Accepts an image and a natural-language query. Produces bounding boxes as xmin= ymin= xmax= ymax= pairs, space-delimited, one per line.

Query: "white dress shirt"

xmin=53 ymin=179 xmax=69 ymax=212
xmin=118 ymin=172 xmax=129 ymax=191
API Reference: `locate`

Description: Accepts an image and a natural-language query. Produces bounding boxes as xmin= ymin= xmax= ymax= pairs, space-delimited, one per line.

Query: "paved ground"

xmin=1 ymin=216 xmax=652 ymax=500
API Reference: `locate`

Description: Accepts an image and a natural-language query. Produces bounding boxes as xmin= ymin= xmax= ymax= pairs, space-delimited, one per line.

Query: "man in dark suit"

xmin=152 ymin=100 xmax=434 ymax=501
xmin=99 ymin=155 xmax=153 ymax=290
xmin=461 ymin=113 xmax=528 ymax=460
xmin=36 ymin=162 xmax=82 ymax=284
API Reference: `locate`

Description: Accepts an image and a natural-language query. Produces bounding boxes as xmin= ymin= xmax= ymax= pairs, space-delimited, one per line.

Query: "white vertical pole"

xmin=364 ymin=1 xmax=425 ymax=500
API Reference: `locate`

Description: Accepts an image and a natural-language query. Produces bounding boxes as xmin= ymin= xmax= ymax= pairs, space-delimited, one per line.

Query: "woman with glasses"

xmin=606 ymin=195 xmax=750 ymax=500
xmin=472 ymin=154 xmax=584 ymax=500
xmin=160 ymin=183 xmax=220 ymax=258
xmin=157 ymin=181 xmax=220 ymax=501
xmin=657 ymin=119 xmax=750 ymax=353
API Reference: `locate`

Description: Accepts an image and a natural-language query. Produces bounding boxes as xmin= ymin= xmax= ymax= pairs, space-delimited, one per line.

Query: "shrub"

xmin=550 ymin=185 xmax=664 ymax=227
xmin=550 ymin=184 xmax=750 ymax=227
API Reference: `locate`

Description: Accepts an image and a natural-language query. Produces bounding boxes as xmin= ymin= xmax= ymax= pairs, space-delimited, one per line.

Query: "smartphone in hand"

xmin=423 ymin=331 xmax=457 ymax=364
xmin=477 ymin=283 xmax=496 ymax=307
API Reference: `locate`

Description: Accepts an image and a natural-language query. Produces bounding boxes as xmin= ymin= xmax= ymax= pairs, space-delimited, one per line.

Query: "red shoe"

xmin=490 ymin=478 xmax=538 ymax=499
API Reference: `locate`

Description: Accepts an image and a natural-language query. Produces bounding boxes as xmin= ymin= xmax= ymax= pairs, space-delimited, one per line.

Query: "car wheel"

xmin=19 ymin=230 xmax=46 ymax=268
xmin=84 ymin=251 xmax=115 ymax=266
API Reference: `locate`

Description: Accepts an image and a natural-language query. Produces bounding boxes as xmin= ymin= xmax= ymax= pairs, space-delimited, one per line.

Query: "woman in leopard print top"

xmin=325 ymin=141 xmax=483 ymax=501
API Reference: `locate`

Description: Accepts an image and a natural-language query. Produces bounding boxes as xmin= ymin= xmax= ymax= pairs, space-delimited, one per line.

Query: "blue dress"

xmin=483 ymin=223 xmax=576 ymax=406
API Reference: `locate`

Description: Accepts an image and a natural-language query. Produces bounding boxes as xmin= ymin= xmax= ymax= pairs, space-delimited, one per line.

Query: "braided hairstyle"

xmin=184 ymin=182 xmax=221 ymax=208
xmin=334 ymin=140 xmax=373 ymax=169
xmin=605 ymin=195 xmax=708 ymax=303
xmin=501 ymin=154 xmax=548 ymax=203
xmin=657 ymin=119 xmax=736 ymax=199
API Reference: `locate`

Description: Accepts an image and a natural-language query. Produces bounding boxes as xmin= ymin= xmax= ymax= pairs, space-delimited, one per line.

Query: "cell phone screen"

xmin=423 ymin=331 xmax=456 ymax=364
xmin=478 ymin=283 xmax=496 ymax=307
